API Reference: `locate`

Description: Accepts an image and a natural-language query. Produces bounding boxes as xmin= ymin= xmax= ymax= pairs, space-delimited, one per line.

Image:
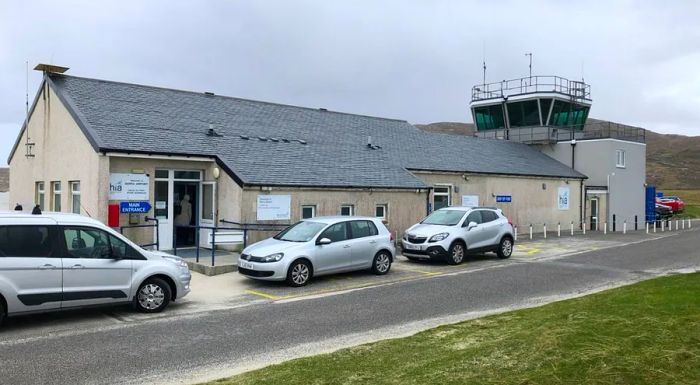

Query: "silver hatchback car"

xmin=238 ymin=217 xmax=395 ymax=286
xmin=0 ymin=212 xmax=191 ymax=326
xmin=402 ymin=206 xmax=514 ymax=264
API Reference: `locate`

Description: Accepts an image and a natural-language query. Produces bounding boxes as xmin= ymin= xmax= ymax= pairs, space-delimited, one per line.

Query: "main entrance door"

xmin=153 ymin=170 xmax=203 ymax=250
xmin=590 ymin=198 xmax=599 ymax=231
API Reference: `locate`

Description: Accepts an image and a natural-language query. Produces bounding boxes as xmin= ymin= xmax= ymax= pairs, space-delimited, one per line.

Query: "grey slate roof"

xmin=46 ymin=74 xmax=585 ymax=188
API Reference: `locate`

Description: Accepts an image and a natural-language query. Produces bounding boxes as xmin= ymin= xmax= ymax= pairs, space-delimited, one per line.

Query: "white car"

xmin=0 ymin=212 xmax=191 ymax=326
xmin=238 ymin=217 xmax=395 ymax=286
xmin=402 ymin=206 xmax=515 ymax=264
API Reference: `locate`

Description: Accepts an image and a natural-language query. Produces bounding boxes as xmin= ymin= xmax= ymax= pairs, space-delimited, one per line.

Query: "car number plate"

xmin=240 ymin=261 xmax=254 ymax=269
xmin=404 ymin=243 xmax=420 ymax=250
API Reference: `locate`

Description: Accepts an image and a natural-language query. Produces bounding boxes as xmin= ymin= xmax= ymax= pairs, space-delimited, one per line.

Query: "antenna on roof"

xmin=525 ymin=52 xmax=533 ymax=81
xmin=482 ymin=41 xmax=487 ymax=86
xmin=24 ymin=60 xmax=35 ymax=158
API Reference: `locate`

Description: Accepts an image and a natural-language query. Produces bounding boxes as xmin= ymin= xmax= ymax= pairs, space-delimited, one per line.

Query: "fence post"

xmin=543 ymin=224 xmax=547 ymax=239
xmin=529 ymin=224 xmax=533 ymax=240
xmin=623 ymin=220 xmax=627 ymax=234
xmin=211 ymin=227 xmax=216 ymax=267
xmin=557 ymin=222 xmax=561 ymax=237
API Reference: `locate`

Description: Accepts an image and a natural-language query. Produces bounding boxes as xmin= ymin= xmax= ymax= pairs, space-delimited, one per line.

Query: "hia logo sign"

xmin=109 ymin=173 xmax=149 ymax=201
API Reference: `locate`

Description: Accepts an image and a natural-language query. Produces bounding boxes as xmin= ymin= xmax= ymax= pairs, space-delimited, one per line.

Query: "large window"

xmin=301 ymin=205 xmax=316 ymax=219
xmin=154 ymin=180 xmax=169 ymax=219
xmin=202 ymin=183 xmax=214 ymax=220
xmin=51 ymin=181 xmax=61 ymax=212
xmin=473 ymin=104 xmax=506 ymax=130
xmin=548 ymin=100 xmax=589 ymax=129
xmin=433 ymin=186 xmax=451 ymax=210
xmin=340 ymin=205 xmax=354 ymax=216
xmin=70 ymin=181 xmax=81 ymax=214
xmin=506 ymin=100 xmax=541 ymax=127
xmin=35 ymin=182 xmax=45 ymax=210
xmin=0 ymin=226 xmax=54 ymax=258
xmin=616 ymin=149 xmax=626 ymax=168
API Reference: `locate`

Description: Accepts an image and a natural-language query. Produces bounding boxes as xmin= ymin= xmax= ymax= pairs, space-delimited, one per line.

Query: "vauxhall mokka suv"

xmin=401 ymin=206 xmax=515 ymax=264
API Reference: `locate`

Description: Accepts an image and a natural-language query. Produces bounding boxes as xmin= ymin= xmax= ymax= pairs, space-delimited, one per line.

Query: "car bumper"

xmin=237 ymin=259 xmax=287 ymax=281
xmin=401 ymin=240 xmax=449 ymax=260
xmin=176 ymin=270 xmax=192 ymax=299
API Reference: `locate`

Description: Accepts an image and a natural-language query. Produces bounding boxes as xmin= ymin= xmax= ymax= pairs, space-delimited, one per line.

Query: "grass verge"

xmin=206 ymin=273 xmax=700 ymax=385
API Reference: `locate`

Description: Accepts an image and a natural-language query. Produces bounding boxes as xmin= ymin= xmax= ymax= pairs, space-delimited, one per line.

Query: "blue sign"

xmin=656 ymin=192 xmax=664 ymax=198
xmin=119 ymin=201 xmax=152 ymax=214
xmin=496 ymin=195 xmax=512 ymax=203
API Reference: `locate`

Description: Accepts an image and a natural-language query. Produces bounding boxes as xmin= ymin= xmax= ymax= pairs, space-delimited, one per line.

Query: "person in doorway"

xmin=175 ymin=194 xmax=193 ymax=244
xmin=31 ymin=205 xmax=42 ymax=215
xmin=14 ymin=203 xmax=23 ymax=211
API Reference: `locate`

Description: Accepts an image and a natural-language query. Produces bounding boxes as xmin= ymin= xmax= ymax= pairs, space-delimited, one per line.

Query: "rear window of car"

xmin=0 ymin=226 xmax=54 ymax=258
xmin=350 ymin=220 xmax=378 ymax=238
xmin=481 ymin=210 xmax=499 ymax=222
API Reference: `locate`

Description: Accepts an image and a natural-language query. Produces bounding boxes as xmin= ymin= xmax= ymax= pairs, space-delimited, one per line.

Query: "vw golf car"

xmin=402 ymin=206 xmax=514 ymax=264
xmin=238 ymin=217 xmax=395 ymax=287
xmin=0 ymin=212 xmax=191 ymax=326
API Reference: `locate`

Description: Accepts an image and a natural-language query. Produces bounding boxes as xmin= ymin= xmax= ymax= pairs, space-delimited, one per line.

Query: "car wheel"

xmin=497 ymin=236 xmax=514 ymax=259
xmin=286 ymin=260 xmax=312 ymax=287
xmin=0 ymin=300 xmax=5 ymax=327
xmin=447 ymin=242 xmax=465 ymax=265
xmin=134 ymin=277 xmax=171 ymax=313
xmin=371 ymin=251 xmax=392 ymax=275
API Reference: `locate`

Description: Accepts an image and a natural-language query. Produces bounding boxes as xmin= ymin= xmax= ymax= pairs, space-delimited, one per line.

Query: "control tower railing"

xmin=472 ymin=75 xmax=591 ymax=102
xmin=476 ymin=120 xmax=646 ymax=144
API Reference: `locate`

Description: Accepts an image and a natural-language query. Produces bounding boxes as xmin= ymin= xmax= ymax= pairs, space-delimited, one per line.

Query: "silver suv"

xmin=0 ymin=212 xmax=191 ymax=326
xmin=238 ymin=216 xmax=395 ymax=287
xmin=402 ymin=206 xmax=514 ymax=264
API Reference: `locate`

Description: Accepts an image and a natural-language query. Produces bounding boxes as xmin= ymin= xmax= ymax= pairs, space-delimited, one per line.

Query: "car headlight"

xmin=261 ymin=253 xmax=284 ymax=263
xmin=429 ymin=232 xmax=450 ymax=242
xmin=163 ymin=255 xmax=188 ymax=268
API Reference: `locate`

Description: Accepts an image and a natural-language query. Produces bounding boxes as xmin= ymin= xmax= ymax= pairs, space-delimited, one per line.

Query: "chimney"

xmin=367 ymin=135 xmax=372 ymax=148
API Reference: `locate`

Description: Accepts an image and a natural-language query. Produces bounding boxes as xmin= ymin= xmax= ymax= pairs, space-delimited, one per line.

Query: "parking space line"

xmin=244 ymin=289 xmax=286 ymax=301
xmin=393 ymin=267 xmax=442 ymax=276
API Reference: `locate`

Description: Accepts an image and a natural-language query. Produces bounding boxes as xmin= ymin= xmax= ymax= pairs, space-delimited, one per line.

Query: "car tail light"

xmin=507 ymin=218 xmax=513 ymax=227
xmin=390 ymin=232 xmax=394 ymax=242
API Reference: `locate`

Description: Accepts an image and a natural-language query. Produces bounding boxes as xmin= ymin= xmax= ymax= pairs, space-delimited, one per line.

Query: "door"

xmin=0 ymin=225 xmax=62 ymax=313
xmin=348 ymin=220 xmax=380 ymax=269
xmin=199 ymin=181 xmax=216 ymax=249
xmin=463 ymin=210 xmax=487 ymax=249
xmin=479 ymin=210 xmax=503 ymax=246
xmin=60 ymin=226 xmax=133 ymax=308
xmin=154 ymin=178 xmax=172 ymax=250
xmin=590 ymin=198 xmax=599 ymax=231
xmin=313 ymin=222 xmax=352 ymax=274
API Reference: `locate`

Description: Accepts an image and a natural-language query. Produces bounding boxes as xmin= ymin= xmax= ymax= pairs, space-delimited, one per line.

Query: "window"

xmin=35 ymin=182 xmax=45 ymax=210
xmin=62 ymin=227 xmax=141 ymax=259
xmin=51 ymin=181 xmax=61 ymax=212
xmin=319 ymin=222 xmax=348 ymax=243
xmin=0 ymin=226 xmax=54 ymax=258
xmin=548 ymin=100 xmax=589 ymax=129
xmin=421 ymin=210 xmax=467 ymax=226
xmin=154 ymin=169 xmax=169 ymax=179
xmin=473 ymin=104 xmax=506 ymax=130
xmin=480 ymin=210 xmax=498 ymax=222
xmin=70 ymin=181 xmax=81 ymax=214
xmin=154 ymin=180 xmax=169 ymax=219
xmin=375 ymin=204 xmax=387 ymax=219
xmin=465 ymin=210 xmax=483 ymax=225
xmin=433 ymin=186 xmax=451 ymax=210
xmin=274 ymin=221 xmax=326 ymax=242
xmin=202 ymin=183 xmax=214 ymax=220
xmin=301 ymin=205 xmax=316 ymax=219
xmin=616 ymin=149 xmax=626 ymax=168
xmin=340 ymin=205 xmax=354 ymax=216
xmin=506 ymin=100 xmax=541 ymax=127
xmin=174 ymin=170 xmax=201 ymax=180
xmin=350 ymin=220 xmax=378 ymax=239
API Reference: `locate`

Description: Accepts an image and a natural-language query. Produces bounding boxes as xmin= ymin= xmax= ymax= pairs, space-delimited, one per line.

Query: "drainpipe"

xmin=580 ymin=180 xmax=584 ymax=230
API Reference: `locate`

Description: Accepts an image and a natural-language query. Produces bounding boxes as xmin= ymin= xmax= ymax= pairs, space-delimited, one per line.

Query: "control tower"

xmin=469 ymin=75 xmax=591 ymax=143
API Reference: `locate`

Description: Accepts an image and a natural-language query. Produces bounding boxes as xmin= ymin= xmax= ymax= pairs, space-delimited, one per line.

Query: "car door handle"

xmin=39 ymin=264 xmax=57 ymax=270
xmin=369 ymin=240 xmax=377 ymax=244
xmin=70 ymin=264 xmax=85 ymax=269
xmin=343 ymin=245 xmax=351 ymax=249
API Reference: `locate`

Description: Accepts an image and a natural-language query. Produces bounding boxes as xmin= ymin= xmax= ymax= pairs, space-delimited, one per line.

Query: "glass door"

xmin=199 ymin=181 xmax=216 ymax=248
xmin=590 ymin=198 xmax=599 ymax=231
xmin=154 ymin=173 xmax=172 ymax=250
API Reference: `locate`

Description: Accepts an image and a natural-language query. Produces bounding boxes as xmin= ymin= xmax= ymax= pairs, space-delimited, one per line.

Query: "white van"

xmin=0 ymin=212 xmax=191 ymax=326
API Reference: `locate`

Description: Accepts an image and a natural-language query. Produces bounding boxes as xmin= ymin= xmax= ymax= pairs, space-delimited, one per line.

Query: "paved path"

xmin=0 ymin=228 xmax=698 ymax=385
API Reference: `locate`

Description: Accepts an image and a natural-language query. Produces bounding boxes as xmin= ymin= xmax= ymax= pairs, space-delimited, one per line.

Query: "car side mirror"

xmin=467 ymin=221 xmax=478 ymax=231
xmin=317 ymin=237 xmax=332 ymax=245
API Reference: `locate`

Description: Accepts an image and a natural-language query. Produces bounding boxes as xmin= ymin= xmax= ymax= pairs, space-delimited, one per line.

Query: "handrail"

xmin=119 ymin=217 xmax=159 ymax=250
xmin=471 ymin=75 xmax=591 ymax=102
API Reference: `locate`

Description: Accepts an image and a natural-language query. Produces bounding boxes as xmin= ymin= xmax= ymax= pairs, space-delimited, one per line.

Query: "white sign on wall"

xmin=109 ymin=173 xmax=149 ymax=201
xmin=257 ymin=195 xmax=291 ymax=221
xmin=461 ymin=195 xmax=479 ymax=207
xmin=558 ymin=187 xmax=570 ymax=210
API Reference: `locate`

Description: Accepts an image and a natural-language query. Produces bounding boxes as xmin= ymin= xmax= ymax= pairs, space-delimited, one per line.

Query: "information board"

xmin=461 ymin=195 xmax=479 ymax=207
xmin=257 ymin=195 xmax=291 ymax=221
xmin=558 ymin=187 xmax=570 ymax=210
xmin=109 ymin=173 xmax=149 ymax=201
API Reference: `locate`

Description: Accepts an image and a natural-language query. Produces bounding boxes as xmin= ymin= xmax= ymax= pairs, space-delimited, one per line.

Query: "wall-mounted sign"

xmin=109 ymin=173 xmax=149 ymax=201
xmin=461 ymin=195 xmax=479 ymax=207
xmin=496 ymin=195 xmax=512 ymax=203
xmin=558 ymin=187 xmax=570 ymax=210
xmin=119 ymin=201 xmax=152 ymax=214
xmin=257 ymin=195 xmax=291 ymax=221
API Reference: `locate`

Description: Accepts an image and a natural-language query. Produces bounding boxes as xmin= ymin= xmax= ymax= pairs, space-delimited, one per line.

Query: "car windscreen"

xmin=421 ymin=210 xmax=467 ymax=226
xmin=273 ymin=221 xmax=327 ymax=242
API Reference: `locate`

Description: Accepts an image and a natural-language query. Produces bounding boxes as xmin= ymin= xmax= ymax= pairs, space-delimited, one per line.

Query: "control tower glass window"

xmin=549 ymin=100 xmax=590 ymax=129
xmin=473 ymin=105 xmax=505 ymax=130
xmin=506 ymin=100 xmax=541 ymax=127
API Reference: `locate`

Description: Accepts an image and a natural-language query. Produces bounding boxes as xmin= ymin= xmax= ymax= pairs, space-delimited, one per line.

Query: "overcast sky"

xmin=2 ymin=0 xmax=699 ymax=165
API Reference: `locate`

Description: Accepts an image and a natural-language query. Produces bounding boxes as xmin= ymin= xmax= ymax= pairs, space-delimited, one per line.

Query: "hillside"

xmin=415 ymin=121 xmax=700 ymax=189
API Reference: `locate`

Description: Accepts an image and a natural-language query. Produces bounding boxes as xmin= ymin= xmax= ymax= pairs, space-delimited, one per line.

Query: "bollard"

xmin=583 ymin=222 xmax=586 ymax=235
xmin=675 ymin=220 xmax=679 ymax=231
xmin=623 ymin=220 xmax=627 ymax=234
xmin=682 ymin=219 xmax=685 ymax=230
xmin=604 ymin=222 xmax=607 ymax=235
xmin=613 ymin=214 xmax=616 ymax=232
xmin=529 ymin=224 xmax=533 ymax=240
xmin=570 ymin=221 xmax=574 ymax=236
xmin=661 ymin=221 xmax=665 ymax=232
xmin=646 ymin=222 xmax=649 ymax=234
xmin=653 ymin=221 xmax=657 ymax=233
xmin=543 ymin=224 xmax=547 ymax=239
xmin=557 ymin=223 xmax=561 ymax=237
xmin=635 ymin=215 xmax=638 ymax=231
xmin=690 ymin=219 xmax=692 ymax=229
xmin=514 ymin=226 xmax=518 ymax=241
xmin=595 ymin=220 xmax=599 ymax=232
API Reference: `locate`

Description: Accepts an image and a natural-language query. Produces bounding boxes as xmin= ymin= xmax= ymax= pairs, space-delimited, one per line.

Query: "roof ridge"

xmin=49 ymin=73 xmax=408 ymax=123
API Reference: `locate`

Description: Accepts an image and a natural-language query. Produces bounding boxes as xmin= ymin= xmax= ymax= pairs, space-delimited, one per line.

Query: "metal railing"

xmin=476 ymin=121 xmax=646 ymax=144
xmin=119 ymin=217 xmax=159 ymax=250
xmin=472 ymin=75 xmax=591 ymax=102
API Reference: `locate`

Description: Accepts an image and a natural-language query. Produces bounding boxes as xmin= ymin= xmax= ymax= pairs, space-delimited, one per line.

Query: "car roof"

xmin=437 ymin=206 xmax=499 ymax=211
xmin=0 ymin=211 xmax=106 ymax=227
xmin=303 ymin=216 xmax=381 ymax=224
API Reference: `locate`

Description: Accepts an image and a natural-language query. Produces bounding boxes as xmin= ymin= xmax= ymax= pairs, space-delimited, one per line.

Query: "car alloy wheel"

xmin=291 ymin=263 xmax=310 ymax=285
xmin=138 ymin=283 xmax=166 ymax=311
xmin=501 ymin=239 xmax=513 ymax=256
xmin=372 ymin=252 xmax=391 ymax=275
xmin=450 ymin=243 xmax=465 ymax=264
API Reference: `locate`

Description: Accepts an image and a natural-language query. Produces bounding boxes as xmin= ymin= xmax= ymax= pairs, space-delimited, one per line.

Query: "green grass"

xmin=206 ymin=273 xmax=700 ymax=385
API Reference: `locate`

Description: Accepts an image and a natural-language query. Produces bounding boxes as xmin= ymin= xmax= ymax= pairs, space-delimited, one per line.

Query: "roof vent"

xmin=270 ymin=138 xmax=279 ymax=142
xmin=204 ymin=92 xmax=215 ymax=96
xmin=239 ymin=135 xmax=249 ymax=140
xmin=258 ymin=136 xmax=268 ymax=141
xmin=319 ymin=108 xmax=327 ymax=112
xmin=298 ymin=139 xmax=307 ymax=145
xmin=282 ymin=138 xmax=290 ymax=143
xmin=206 ymin=124 xmax=223 ymax=137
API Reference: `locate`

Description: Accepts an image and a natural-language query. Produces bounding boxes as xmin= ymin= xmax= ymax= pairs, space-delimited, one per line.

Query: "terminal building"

xmin=8 ymin=65 xmax=644 ymax=250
